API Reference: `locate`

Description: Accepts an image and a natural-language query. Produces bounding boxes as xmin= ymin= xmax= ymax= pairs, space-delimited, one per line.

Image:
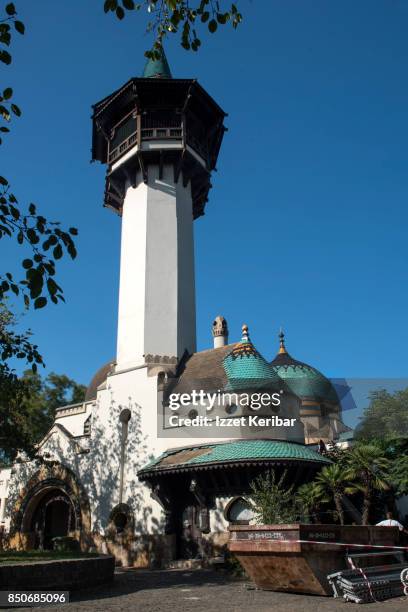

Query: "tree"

xmin=313 ymin=464 xmax=353 ymax=526
xmin=346 ymin=443 xmax=390 ymax=525
xmin=249 ymin=470 xmax=298 ymax=524
xmin=354 ymin=388 xmax=408 ymax=442
xmin=0 ymin=3 xmax=79 ymax=462
xmin=102 ymin=1 xmax=242 ymax=58
xmin=0 ymin=368 xmax=86 ymax=463
xmin=296 ymin=481 xmax=329 ymax=523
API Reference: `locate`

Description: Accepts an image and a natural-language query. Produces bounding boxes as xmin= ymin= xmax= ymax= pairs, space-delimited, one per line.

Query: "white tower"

xmin=91 ymin=51 xmax=226 ymax=370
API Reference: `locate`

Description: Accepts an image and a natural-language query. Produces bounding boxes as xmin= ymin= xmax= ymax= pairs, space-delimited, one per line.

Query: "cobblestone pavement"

xmin=16 ymin=569 xmax=408 ymax=612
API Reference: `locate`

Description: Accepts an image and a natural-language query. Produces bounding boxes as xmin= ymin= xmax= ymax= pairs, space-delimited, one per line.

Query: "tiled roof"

xmin=143 ymin=48 xmax=172 ymax=79
xmin=139 ymin=439 xmax=330 ymax=476
xmin=223 ymin=335 xmax=278 ymax=390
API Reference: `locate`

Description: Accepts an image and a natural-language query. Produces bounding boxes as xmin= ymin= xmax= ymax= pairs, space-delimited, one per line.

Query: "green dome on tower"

xmin=271 ymin=331 xmax=337 ymax=403
xmin=223 ymin=325 xmax=279 ymax=391
xmin=142 ymin=47 xmax=172 ymax=79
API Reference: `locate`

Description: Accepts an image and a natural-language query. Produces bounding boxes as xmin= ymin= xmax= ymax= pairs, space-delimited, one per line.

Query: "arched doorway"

xmin=31 ymin=489 xmax=76 ymax=550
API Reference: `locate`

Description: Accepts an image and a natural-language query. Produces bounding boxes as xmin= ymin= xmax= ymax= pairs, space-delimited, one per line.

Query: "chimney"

xmin=212 ymin=316 xmax=229 ymax=348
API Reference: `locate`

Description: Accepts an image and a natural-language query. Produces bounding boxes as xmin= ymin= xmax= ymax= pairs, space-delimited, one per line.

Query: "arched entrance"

xmin=31 ymin=489 xmax=76 ymax=549
xmin=10 ymin=464 xmax=92 ymax=552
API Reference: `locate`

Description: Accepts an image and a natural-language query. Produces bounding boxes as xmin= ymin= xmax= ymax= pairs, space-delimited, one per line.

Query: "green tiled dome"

xmin=271 ymin=331 xmax=337 ymax=402
xmin=223 ymin=325 xmax=279 ymax=391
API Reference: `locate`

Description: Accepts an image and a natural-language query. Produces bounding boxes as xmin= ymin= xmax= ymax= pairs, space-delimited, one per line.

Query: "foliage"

xmin=249 ymin=470 xmax=298 ymax=525
xmin=0 ymin=367 xmax=86 ymax=463
xmin=103 ymin=0 xmax=243 ymax=58
xmin=313 ymin=464 xmax=354 ymax=526
xmin=0 ymin=3 xmax=79 ymax=461
xmin=0 ymin=3 xmax=77 ymax=380
xmin=295 ymin=481 xmax=329 ymax=523
xmin=344 ymin=443 xmax=390 ymax=525
xmin=354 ymin=388 xmax=408 ymax=442
xmin=390 ymin=453 xmax=408 ymax=497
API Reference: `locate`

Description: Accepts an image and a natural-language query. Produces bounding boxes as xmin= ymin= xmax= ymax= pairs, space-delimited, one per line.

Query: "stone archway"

xmin=10 ymin=463 xmax=91 ymax=551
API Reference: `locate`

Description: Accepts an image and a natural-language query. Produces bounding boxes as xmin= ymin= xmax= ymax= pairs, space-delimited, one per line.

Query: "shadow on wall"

xmin=5 ymin=390 xmax=171 ymax=566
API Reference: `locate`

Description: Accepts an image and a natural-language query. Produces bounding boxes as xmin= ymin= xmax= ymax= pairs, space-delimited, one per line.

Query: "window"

xmin=224 ymin=497 xmax=255 ymax=525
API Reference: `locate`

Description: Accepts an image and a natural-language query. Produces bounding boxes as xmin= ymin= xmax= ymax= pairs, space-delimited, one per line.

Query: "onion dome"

xmin=271 ymin=330 xmax=337 ymax=402
xmin=84 ymin=360 xmax=115 ymax=401
xmin=223 ymin=325 xmax=279 ymax=391
xmin=142 ymin=47 xmax=172 ymax=79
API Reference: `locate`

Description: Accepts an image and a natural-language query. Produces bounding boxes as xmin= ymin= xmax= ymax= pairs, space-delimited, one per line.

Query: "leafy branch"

xmin=103 ymin=0 xmax=243 ymax=58
xmin=0 ymin=177 xmax=77 ymax=310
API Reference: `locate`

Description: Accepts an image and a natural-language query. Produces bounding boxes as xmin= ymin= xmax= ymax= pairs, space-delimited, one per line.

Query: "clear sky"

xmin=4 ymin=0 xmax=408 ymax=395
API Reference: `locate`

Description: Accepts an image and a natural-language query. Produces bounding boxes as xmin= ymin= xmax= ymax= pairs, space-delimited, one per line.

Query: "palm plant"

xmin=345 ymin=443 xmax=390 ymax=525
xmin=296 ymin=482 xmax=329 ymax=523
xmin=314 ymin=463 xmax=353 ymax=525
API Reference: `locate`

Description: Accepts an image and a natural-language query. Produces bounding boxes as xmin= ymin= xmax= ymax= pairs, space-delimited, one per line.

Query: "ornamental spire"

xmin=278 ymin=328 xmax=287 ymax=354
xmin=241 ymin=324 xmax=249 ymax=342
xmin=142 ymin=47 xmax=172 ymax=79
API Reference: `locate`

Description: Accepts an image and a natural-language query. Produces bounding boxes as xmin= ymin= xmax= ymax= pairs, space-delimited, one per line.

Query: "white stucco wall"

xmin=116 ymin=164 xmax=196 ymax=370
xmin=0 ymin=467 xmax=11 ymax=529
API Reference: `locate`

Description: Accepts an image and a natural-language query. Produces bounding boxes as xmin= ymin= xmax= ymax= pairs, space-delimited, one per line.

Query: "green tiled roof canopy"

xmin=138 ymin=440 xmax=330 ymax=477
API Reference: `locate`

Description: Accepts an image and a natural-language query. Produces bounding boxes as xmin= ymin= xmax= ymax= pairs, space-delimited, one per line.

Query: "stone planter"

xmin=229 ymin=524 xmax=400 ymax=595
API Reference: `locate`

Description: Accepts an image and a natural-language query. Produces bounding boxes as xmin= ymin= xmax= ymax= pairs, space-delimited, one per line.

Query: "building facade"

xmin=0 ymin=53 xmax=349 ymax=566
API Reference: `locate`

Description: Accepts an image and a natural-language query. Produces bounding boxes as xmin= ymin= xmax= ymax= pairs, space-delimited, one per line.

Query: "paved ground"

xmin=16 ymin=568 xmax=408 ymax=612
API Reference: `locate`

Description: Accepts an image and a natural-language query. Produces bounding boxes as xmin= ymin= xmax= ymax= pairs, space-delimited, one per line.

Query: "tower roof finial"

xmin=142 ymin=47 xmax=172 ymax=79
xmin=278 ymin=327 xmax=287 ymax=354
xmin=241 ymin=324 xmax=249 ymax=342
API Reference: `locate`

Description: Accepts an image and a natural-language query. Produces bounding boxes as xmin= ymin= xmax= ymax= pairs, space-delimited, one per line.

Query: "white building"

xmin=0 ymin=53 xmax=347 ymax=565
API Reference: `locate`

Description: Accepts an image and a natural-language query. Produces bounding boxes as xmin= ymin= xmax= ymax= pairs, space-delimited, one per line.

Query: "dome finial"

xmin=241 ymin=324 xmax=249 ymax=341
xmin=278 ymin=327 xmax=287 ymax=354
xmin=142 ymin=46 xmax=172 ymax=79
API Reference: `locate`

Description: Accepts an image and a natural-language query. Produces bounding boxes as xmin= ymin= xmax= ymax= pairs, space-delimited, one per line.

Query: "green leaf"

xmin=53 ymin=244 xmax=63 ymax=259
xmin=69 ymin=227 xmax=78 ymax=235
xmin=0 ymin=126 xmax=9 ymax=132
xmin=201 ymin=11 xmax=209 ymax=22
xmin=11 ymin=103 xmax=21 ymax=117
xmin=5 ymin=3 xmax=16 ymax=16
xmin=3 ymin=87 xmax=12 ymax=100
xmin=122 ymin=0 xmax=135 ymax=9
xmin=34 ymin=297 xmax=47 ymax=310
xmin=22 ymin=258 xmax=33 ymax=269
xmin=208 ymin=19 xmax=218 ymax=33
xmin=0 ymin=105 xmax=10 ymax=121
xmin=47 ymin=278 xmax=59 ymax=296
xmin=116 ymin=6 xmax=125 ymax=19
xmin=27 ymin=228 xmax=39 ymax=244
xmin=14 ymin=20 xmax=25 ymax=35
xmin=28 ymin=203 xmax=36 ymax=214
xmin=0 ymin=175 xmax=8 ymax=186
xmin=0 ymin=51 xmax=12 ymax=65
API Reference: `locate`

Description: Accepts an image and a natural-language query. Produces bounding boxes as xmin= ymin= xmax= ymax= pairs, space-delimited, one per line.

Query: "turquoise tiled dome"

xmin=223 ymin=325 xmax=279 ymax=391
xmin=271 ymin=331 xmax=337 ymax=402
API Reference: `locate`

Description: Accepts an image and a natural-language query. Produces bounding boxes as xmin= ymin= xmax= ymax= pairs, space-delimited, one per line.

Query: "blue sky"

xmin=4 ymin=0 xmax=408 ymax=396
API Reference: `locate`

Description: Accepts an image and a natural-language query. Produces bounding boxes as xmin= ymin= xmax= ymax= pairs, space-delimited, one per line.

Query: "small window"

xmin=113 ymin=512 xmax=128 ymax=534
xmin=83 ymin=415 xmax=91 ymax=436
xmin=224 ymin=497 xmax=255 ymax=525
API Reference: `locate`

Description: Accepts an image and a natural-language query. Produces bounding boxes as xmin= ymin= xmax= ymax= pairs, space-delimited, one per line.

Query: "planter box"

xmin=0 ymin=555 xmax=115 ymax=591
xmin=229 ymin=524 xmax=400 ymax=596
